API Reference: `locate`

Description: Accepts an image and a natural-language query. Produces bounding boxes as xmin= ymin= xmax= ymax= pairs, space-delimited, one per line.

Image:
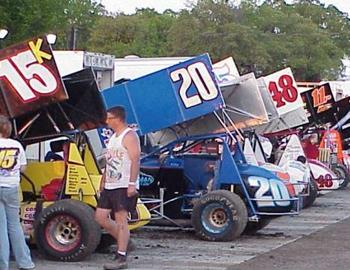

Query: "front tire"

xmin=34 ymin=199 xmax=101 ymax=261
xmin=243 ymin=218 xmax=271 ymax=235
xmin=192 ymin=190 xmax=248 ymax=241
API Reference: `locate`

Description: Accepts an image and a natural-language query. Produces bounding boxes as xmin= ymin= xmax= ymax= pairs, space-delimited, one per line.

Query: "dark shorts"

xmin=97 ymin=188 xmax=138 ymax=213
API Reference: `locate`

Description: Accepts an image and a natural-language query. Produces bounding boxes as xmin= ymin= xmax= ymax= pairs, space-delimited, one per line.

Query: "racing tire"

xmin=243 ymin=218 xmax=271 ymax=235
xmin=34 ymin=199 xmax=101 ymax=261
xmin=332 ymin=164 xmax=350 ymax=189
xmin=302 ymin=178 xmax=318 ymax=209
xmin=191 ymin=190 xmax=248 ymax=241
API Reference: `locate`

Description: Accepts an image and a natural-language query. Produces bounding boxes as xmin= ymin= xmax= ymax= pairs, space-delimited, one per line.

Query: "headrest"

xmin=50 ymin=139 xmax=69 ymax=152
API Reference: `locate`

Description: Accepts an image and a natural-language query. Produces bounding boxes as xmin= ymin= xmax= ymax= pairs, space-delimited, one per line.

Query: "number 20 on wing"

xmin=170 ymin=61 xmax=219 ymax=109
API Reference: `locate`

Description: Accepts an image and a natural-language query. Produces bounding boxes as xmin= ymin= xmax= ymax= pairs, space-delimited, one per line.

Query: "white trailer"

xmin=113 ymin=55 xmax=190 ymax=82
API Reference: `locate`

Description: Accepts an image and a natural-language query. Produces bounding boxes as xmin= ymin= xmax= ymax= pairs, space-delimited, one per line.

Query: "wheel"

xmin=191 ymin=190 xmax=248 ymax=241
xmin=34 ymin=199 xmax=101 ymax=261
xmin=243 ymin=218 xmax=271 ymax=235
xmin=302 ymin=177 xmax=318 ymax=209
xmin=332 ymin=164 xmax=350 ymax=189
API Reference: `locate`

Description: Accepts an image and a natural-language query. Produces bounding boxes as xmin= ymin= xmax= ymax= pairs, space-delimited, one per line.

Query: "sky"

xmin=100 ymin=0 xmax=350 ymax=15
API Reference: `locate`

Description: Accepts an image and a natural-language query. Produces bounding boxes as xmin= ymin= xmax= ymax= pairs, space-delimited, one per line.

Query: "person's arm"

xmin=99 ymin=171 xmax=106 ymax=192
xmin=124 ymin=131 xmax=141 ymax=197
xmin=18 ymin=143 xmax=27 ymax=173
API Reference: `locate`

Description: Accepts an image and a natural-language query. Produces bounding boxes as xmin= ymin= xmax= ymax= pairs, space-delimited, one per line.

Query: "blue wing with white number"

xmin=101 ymin=54 xmax=224 ymax=135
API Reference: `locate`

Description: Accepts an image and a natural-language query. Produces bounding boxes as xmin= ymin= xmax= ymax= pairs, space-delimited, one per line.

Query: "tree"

xmin=87 ymin=9 xmax=176 ymax=57
xmin=2 ymin=0 xmax=348 ymax=81
xmin=0 ymin=0 xmax=64 ymax=47
xmin=62 ymin=0 xmax=104 ymax=50
xmin=0 ymin=0 xmax=104 ymax=49
xmin=239 ymin=0 xmax=349 ymax=80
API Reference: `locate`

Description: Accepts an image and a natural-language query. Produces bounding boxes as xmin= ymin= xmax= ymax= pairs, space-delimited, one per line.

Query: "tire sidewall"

xmin=192 ymin=190 xmax=247 ymax=241
xmin=34 ymin=199 xmax=101 ymax=261
xmin=333 ymin=165 xmax=350 ymax=189
xmin=302 ymin=178 xmax=318 ymax=209
xmin=243 ymin=218 xmax=271 ymax=235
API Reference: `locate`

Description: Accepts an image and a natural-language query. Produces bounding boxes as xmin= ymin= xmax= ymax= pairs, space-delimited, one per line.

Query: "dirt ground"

xmin=11 ymin=188 xmax=350 ymax=270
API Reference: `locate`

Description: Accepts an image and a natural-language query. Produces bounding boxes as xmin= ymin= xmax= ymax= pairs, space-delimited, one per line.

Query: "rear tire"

xmin=332 ymin=164 xmax=350 ymax=189
xmin=302 ymin=177 xmax=318 ymax=209
xmin=34 ymin=199 xmax=101 ymax=261
xmin=192 ymin=190 xmax=248 ymax=241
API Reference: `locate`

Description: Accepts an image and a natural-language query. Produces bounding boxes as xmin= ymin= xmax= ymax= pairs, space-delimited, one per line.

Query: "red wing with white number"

xmin=0 ymin=36 xmax=67 ymax=118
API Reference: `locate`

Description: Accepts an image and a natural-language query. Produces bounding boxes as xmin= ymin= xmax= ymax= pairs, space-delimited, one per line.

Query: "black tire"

xmin=191 ymin=190 xmax=248 ymax=241
xmin=96 ymin=235 xmax=136 ymax=254
xmin=95 ymin=234 xmax=115 ymax=253
xmin=34 ymin=199 xmax=101 ymax=261
xmin=302 ymin=178 xmax=318 ymax=209
xmin=243 ymin=218 xmax=271 ymax=235
xmin=332 ymin=164 xmax=350 ymax=189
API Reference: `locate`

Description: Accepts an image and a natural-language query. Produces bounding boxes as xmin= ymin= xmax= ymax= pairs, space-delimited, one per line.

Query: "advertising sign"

xmin=301 ymin=83 xmax=336 ymax=123
xmin=212 ymin=57 xmax=240 ymax=86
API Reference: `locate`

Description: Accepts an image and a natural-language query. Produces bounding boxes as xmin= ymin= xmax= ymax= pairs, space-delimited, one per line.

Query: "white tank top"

xmin=104 ymin=128 xmax=139 ymax=189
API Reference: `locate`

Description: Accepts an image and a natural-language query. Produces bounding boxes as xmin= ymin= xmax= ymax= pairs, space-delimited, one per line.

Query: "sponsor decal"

xmin=139 ymin=172 xmax=155 ymax=186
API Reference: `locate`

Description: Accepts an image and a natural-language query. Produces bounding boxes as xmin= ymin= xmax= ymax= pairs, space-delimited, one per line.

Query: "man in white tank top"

xmin=95 ymin=106 xmax=140 ymax=270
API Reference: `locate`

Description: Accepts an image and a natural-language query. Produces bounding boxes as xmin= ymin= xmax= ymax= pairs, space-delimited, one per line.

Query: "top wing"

xmin=101 ymin=54 xmax=224 ymax=135
xmin=15 ymin=68 xmax=106 ymax=141
xmin=0 ymin=36 xmax=67 ymax=118
xmin=260 ymin=68 xmax=303 ymax=116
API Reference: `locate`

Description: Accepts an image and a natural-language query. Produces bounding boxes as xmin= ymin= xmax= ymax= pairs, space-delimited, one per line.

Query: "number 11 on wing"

xmin=170 ymin=62 xmax=219 ymax=109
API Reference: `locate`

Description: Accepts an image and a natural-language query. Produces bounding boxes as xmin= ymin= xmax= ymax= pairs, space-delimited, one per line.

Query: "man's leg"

xmin=5 ymin=187 xmax=34 ymax=269
xmin=95 ymin=189 xmax=119 ymax=241
xmin=114 ymin=210 xmax=129 ymax=253
xmin=95 ymin=208 xmax=119 ymax=240
xmin=99 ymin=189 xmax=130 ymax=269
xmin=103 ymin=210 xmax=129 ymax=270
xmin=0 ymin=190 xmax=10 ymax=270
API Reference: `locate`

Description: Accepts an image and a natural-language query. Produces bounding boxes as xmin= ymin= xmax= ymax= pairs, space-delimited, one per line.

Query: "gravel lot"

xmin=12 ymin=188 xmax=350 ymax=270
